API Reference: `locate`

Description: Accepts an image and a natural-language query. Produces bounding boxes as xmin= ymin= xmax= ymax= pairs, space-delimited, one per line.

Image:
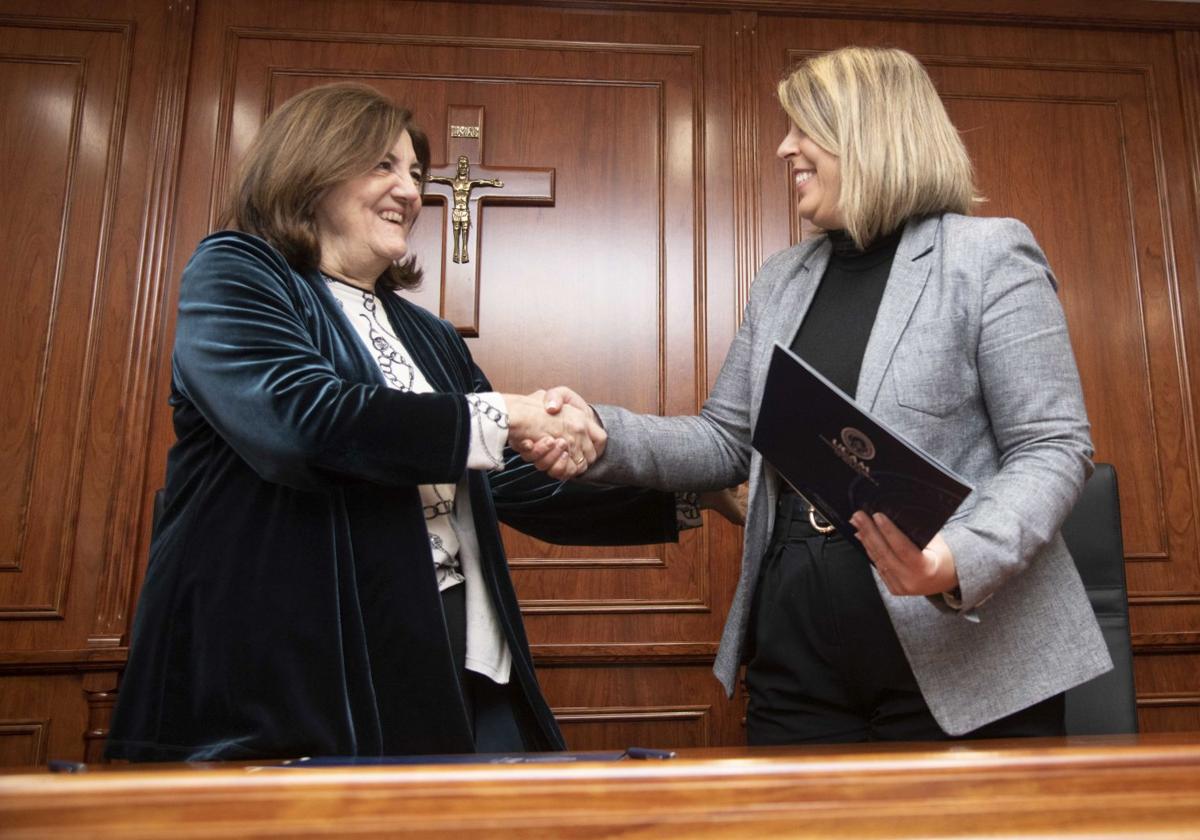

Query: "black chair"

xmin=1060 ymin=463 xmax=1138 ymax=734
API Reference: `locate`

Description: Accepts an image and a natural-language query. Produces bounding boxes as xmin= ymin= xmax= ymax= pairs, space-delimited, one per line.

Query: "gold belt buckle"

xmin=783 ymin=480 xmax=838 ymax=535
xmin=807 ymin=505 xmax=836 ymax=535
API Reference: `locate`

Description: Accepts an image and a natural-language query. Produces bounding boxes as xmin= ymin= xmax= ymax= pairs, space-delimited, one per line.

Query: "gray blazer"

xmin=589 ymin=213 xmax=1112 ymax=736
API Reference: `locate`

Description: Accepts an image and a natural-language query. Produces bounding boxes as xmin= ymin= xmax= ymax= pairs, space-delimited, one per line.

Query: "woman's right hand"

xmin=503 ymin=391 xmax=606 ymax=480
xmin=516 ymin=386 xmax=604 ymax=478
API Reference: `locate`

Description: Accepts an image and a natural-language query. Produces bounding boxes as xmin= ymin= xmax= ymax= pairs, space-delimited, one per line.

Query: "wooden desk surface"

xmin=2 ymin=735 xmax=1199 ymax=838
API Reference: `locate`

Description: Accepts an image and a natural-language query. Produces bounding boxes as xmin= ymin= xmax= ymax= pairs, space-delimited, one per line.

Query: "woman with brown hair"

xmin=105 ymin=83 xmax=691 ymax=761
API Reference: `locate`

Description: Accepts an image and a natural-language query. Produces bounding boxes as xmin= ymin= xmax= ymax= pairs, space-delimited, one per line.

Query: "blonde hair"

xmin=777 ymin=46 xmax=978 ymax=247
xmin=223 ymin=82 xmax=430 ymax=290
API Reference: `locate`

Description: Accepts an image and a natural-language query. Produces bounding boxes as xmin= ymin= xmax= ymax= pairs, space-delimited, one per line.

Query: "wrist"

xmin=923 ymin=532 xmax=957 ymax=594
xmin=921 ymin=550 xmax=958 ymax=595
xmin=500 ymin=394 xmax=535 ymax=439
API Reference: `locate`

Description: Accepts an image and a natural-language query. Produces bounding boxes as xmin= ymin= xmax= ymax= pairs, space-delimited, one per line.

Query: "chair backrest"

xmin=1060 ymin=463 xmax=1138 ymax=734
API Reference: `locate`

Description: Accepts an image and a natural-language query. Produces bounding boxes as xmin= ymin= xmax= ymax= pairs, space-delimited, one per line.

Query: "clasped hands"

xmin=506 ymin=386 xmax=749 ymax=529
xmin=502 ymin=388 xmax=604 ymax=480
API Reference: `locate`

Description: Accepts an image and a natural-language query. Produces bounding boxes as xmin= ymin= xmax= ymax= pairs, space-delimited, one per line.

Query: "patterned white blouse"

xmin=324 ymin=277 xmax=509 ymax=591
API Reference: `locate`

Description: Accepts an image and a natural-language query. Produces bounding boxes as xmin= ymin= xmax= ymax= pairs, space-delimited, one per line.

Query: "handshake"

xmin=500 ymin=385 xmax=749 ymax=526
xmin=502 ymin=386 xmax=603 ymax=480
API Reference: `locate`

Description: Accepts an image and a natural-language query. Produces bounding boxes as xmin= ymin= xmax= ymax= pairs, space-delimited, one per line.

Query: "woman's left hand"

xmin=698 ymin=484 xmax=748 ymax=527
xmin=850 ymin=511 xmax=958 ymax=597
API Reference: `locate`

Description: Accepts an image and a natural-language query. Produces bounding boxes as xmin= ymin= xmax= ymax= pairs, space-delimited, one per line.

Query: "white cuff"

xmin=465 ymin=392 xmax=508 ymax=471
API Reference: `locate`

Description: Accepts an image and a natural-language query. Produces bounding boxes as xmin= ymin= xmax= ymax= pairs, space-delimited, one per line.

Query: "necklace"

xmin=322 ymin=273 xmax=417 ymax=392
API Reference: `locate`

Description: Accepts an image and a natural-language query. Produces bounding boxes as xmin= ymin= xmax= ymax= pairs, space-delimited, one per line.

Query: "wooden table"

xmin=3 ymin=735 xmax=1199 ymax=837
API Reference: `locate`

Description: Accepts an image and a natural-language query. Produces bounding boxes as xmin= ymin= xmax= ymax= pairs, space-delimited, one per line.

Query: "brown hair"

xmin=222 ymin=82 xmax=431 ymax=290
xmin=778 ymin=47 xmax=979 ymax=248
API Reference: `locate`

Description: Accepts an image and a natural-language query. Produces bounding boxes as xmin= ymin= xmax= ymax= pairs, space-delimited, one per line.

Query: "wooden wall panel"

xmin=0 ymin=674 xmax=92 ymax=769
xmin=0 ymin=18 xmax=133 ymax=626
xmin=0 ymin=48 xmax=89 ymax=615
xmin=1136 ymin=649 xmax=1200 ymax=732
xmin=1139 ymin=26 xmax=1200 ymax=724
xmin=537 ymin=664 xmax=743 ymax=750
xmin=0 ymin=0 xmax=193 ymax=765
xmin=0 ymin=722 xmax=47 ymax=768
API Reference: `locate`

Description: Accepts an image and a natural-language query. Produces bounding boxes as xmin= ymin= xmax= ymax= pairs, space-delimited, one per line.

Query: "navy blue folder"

xmin=751 ymin=343 xmax=972 ymax=549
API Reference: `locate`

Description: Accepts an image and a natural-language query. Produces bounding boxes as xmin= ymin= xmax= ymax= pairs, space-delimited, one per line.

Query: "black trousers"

xmin=441 ymin=582 xmax=527 ymax=753
xmin=745 ymin=492 xmax=1065 ymax=745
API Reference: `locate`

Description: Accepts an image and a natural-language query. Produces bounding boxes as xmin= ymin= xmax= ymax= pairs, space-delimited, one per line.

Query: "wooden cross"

xmin=422 ymin=105 xmax=555 ymax=336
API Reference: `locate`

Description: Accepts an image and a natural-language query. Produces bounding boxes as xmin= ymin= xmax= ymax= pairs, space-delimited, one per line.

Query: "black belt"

xmin=773 ymin=490 xmax=842 ymax=543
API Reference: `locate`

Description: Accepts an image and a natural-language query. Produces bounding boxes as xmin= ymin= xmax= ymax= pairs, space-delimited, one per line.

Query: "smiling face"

xmin=314 ymin=130 xmax=423 ymax=288
xmin=776 ymin=122 xmax=844 ymax=231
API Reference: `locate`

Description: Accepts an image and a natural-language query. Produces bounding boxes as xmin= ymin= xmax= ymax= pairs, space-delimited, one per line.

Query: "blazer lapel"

xmin=778 ymin=237 xmax=832 ymax=349
xmin=748 ymin=237 xmax=832 ymax=421
xmin=856 ymin=215 xmax=941 ymax=410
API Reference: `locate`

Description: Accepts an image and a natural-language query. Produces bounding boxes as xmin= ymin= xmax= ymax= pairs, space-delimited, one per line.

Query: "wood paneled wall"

xmin=0 ymin=0 xmax=192 ymax=763
xmin=1 ymin=0 xmax=1199 ymax=763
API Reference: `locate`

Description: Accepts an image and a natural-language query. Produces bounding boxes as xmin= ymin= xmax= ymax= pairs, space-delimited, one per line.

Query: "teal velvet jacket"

xmin=105 ymin=232 xmax=677 ymax=761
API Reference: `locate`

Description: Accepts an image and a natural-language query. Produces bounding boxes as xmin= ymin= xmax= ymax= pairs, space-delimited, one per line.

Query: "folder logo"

xmin=823 ymin=427 xmax=878 ymax=486
xmin=840 ymin=427 xmax=876 ymax=461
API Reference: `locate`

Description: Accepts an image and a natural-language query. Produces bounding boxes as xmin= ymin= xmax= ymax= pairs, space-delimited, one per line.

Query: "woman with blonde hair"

xmin=537 ymin=46 xmax=1111 ymax=743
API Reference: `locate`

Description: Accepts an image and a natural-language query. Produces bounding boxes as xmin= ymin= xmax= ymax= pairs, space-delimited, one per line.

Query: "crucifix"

xmin=422 ymin=105 xmax=555 ymax=336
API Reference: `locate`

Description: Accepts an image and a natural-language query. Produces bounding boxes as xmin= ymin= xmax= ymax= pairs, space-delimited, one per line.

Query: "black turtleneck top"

xmin=789 ymin=227 xmax=903 ymax=398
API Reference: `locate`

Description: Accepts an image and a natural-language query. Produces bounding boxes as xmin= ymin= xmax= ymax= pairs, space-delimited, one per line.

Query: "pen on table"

xmin=623 ymin=747 xmax=676 ymax=760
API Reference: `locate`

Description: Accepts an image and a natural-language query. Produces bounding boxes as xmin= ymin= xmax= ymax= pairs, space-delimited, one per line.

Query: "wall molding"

xmin=449 ymin=0 xmax=1200 ymax=30
xmin=532 ymin=642 xmax=719 ymax=665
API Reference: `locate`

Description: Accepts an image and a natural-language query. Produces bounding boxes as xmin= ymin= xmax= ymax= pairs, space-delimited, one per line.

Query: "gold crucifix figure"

xmin=421 ymin=105 xmax=554 ymax=335
xmin=425 ymin=156 xmax=504 ymax=263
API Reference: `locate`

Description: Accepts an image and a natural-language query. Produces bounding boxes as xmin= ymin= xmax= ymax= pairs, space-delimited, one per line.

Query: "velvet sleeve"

xmin=489 ymin=454 xmax=680 ymax=546
xmin=172 ymin=233 xmax=470 ymax=490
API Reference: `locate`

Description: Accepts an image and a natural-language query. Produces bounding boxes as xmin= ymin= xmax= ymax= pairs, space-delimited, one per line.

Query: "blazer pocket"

xmin=891 ymin=329 xmax=974 ymax=418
